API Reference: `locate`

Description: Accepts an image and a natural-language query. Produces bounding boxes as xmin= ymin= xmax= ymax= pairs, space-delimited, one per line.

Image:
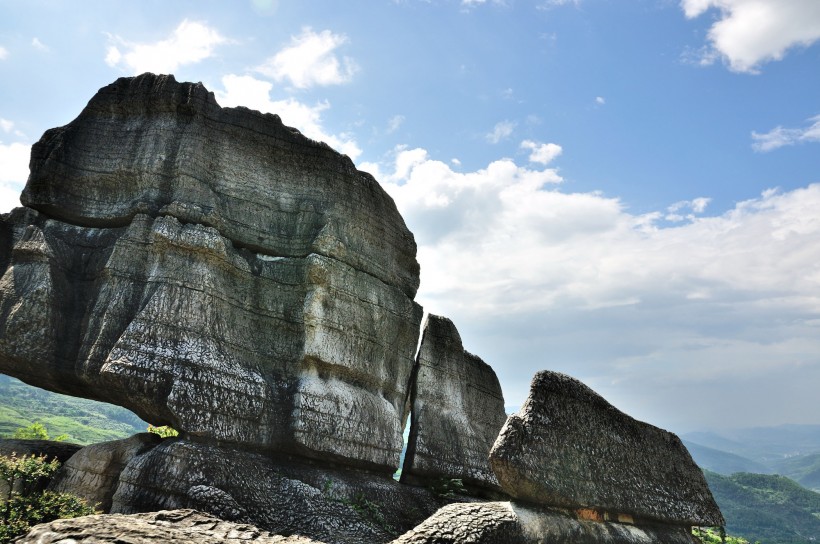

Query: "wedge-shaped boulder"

xmin=401 ymin=315 xmax=507 ymax=491
xmin=489 ymin=371 xmax=723 ymax=527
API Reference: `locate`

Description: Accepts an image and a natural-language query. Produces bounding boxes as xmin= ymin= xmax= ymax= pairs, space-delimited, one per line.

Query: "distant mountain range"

xmin=683 ymin=425 xmax=820 ymax=493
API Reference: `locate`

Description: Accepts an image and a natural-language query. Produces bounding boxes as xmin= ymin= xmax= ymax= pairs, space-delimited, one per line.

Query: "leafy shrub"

xmin=0 ymin=453 xmax=95 ymax=543
xmin=12 ymin=422 xmax=68 ymax=442
xmin=147 ymin=425 xmax=179 ymax=438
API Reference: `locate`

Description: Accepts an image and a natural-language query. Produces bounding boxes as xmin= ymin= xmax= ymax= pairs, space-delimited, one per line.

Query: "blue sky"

xmin=2 ymin=0 xmax=820 ymax=434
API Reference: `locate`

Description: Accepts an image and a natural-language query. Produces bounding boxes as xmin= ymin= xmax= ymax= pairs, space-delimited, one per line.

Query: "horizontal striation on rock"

xmin=0 ymin=75 xmax=428 ymax=471
xmin=401 ymin=315 xmax=507 ymax=491
xmin=21 ymin=73 xmax=419 ymax=298
xmin=488 ymin=370 xmax=724 ymax=527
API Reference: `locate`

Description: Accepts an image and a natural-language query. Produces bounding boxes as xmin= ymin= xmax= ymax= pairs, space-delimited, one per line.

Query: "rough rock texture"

xmin=0 ymin=73 xmax=423 ymax=470
xmin=55 ymin=438 xmax=442 ymax=544
xmin=401 ymin=315 xmax=507 ymax=492
xmin=392 ymin=501 xmax=697 ymax=544
xmin=17 ymin=509 xmax=324 ymax=543
xmin=48 ymin=432 xmax=162 ymax=511
xmin=489 ymin=371 xmax=723 ymax=527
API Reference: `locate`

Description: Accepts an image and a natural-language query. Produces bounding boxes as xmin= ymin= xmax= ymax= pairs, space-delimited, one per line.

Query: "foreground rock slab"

xmin=401 ymin=315 xmax=507 ymax=492
xmin=392 ymin=501 xmax=697 ymax=544
xmin=489 ymin=371 xmax=723 ymax=527
xmin=18 ymin=509 xmax=323 ymax=544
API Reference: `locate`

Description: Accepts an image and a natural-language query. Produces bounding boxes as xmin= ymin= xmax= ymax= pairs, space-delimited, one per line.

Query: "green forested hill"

xmin=704 ymin=470 xmax=820 ymax=544
xmin=773 ymin=454 xmax=820 ymax=493
xmin=0 ymin=375 xmax=148 ymax=444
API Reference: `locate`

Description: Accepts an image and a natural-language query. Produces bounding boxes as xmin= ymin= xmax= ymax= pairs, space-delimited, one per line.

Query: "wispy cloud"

xmin=105 ymin=19 xmax=227 ymax=75
xmin=486 ymin=120 xmax=515 ymax=144
xmin=386 ymin=114 xmax=405 ymax=134
xmin=681 ymin=0 xmax=820 ymax=73
xmin=0 ymin=46 xmax=7 ymax=60
xmin=752 ymin=115 xmax=820 ymax=152
xmin=0 ymin=141 xmax=31 ymax=212
xmin=31 ymin=37 xmax=49 ymax=52
xmin=256 ymin=27 xmax=357 ymax=89
xmin=214 ymin=74 xmax=361 ymax=161
xmin=521 ymin=140 xmax=563 ymax=165
xmin=665 ymin=197 xmax=711 ymax=222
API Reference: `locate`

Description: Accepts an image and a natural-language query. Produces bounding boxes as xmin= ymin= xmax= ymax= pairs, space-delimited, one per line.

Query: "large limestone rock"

xmin=392 ymin=501 xmax=697 ymax=544
xmin=401 ymin=315 xmax=507 ymax=492
xmin=489 ymin=371 xmax=723 ymax=527
xmin=0 ymin=74 xmax=422 ymax=471
xmin=18 ymin=509 xmax=323 ymax=544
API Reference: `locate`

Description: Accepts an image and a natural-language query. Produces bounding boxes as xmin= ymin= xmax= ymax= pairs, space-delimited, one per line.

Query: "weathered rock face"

xmin=48 ymin=432 xmax=162 ymax=512
xmin=17 ymin=509 xmax=324 ymax=544
xmin=489 ymin=371 xmax=724 ymax=527
xmin=0 ymin=73 xmax=422 ymax=471
xmin=401 ymin=315 xmax=507 ymax=492
xmin=99 ymin=438 xmax=441 ymax=544
xmin=0 ymin=438 xmax=83 ymax=463
xmin=392 ymin=501 xmax=698 ymax=544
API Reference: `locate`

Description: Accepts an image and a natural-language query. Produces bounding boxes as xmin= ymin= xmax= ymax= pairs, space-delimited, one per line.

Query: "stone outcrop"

xmin=17 ymin=509 xmax=323 ymax=544
xmin=0 ymin=73 xmax=422 ymax=471
xmin=401 ymin=315 xmax=507 ymax=492
xmin=48 ymin=432 xmax=162 ymax=511
xmin=392 ymin=502 xmax=697 ymax=544
xmin=489 ymin=371 xmax=724 ymax=527
xmin=1 ymin=74 xmax=724 ymax=544
xmin=100 ymin=438 xmax=438 ymax=544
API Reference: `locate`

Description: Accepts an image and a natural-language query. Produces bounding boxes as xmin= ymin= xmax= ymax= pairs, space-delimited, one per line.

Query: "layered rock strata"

xmin=489 ymin=370 xmax=724 ymax=527
xmin=0 ymin=73 xmax=422 ymax=471
xmin=401 ymin=315 xmax=507 ymax=491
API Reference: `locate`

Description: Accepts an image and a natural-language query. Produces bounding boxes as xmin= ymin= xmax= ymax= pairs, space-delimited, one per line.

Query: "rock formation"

xmin=0 ymin=74 xmax=723 ymax=543
xmin=401 ymin=315 xmax=507 ymax=492
xmin=0 ymin=73 xmax=421 ymax=472
xmin=489 ymin=371 xmax=724 ymax=527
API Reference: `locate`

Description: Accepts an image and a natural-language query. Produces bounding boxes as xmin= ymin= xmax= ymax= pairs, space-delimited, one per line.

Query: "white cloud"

xmin=665 ymin=197 xmax=711 ymax=222
xmin=375 ymin=144 xmax=820 ymax=430
xmin=521 ymin=140 xmax=563 ymax=165
xmin=386 ymin=114 xmax=405 ymax=134
xmin=31 ymin=37 xmax=49 ymax=52
xmin=256 ymin=27 xmax=357 ymax=89
xmin=0 ymin=119 xmax=13 ymax=133
xmin=0 ymin=46 xmax=9 ymax=60
xmin=0 ymin=142 xmax=31 ymax=213
xmin=595 ymin=96 xmax=605 ymax=105
xmin=681 ymin=0 xmax=820 ymax=73
xmin=106 ymin=19 xmax=226 ymax=75
xmin=752 ymin=115 xmax=820 ymax=152
xmin=486 ymin=120 xmax=515 ymax=144
xmin=214 ymin=74 xmax=361 ymax=160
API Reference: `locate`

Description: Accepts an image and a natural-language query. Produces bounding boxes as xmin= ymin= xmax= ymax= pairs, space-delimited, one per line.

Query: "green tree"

xmin=0 ymin=453 xmax=95 ymax=543
xmin=12 ymin=422 xmax=68 ymax=442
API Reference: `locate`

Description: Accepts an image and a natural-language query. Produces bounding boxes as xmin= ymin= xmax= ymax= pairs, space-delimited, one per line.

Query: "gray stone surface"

xmin=48 ymin=432 xmax=162 ymax=511
xmin=489 ymin=371 xmax=723 ymax=527
xmin=18 ymin=509 xmax=324 ymax=544
xmin=401 ymin=315 xmax=507 ymax=492
xmin=105 ymin=438 xmax=441 ymax=544
xmin=392 ymin=501 xmax=697 ymax=544
xmin=0 ymin=73 xmax=423 ymax=470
